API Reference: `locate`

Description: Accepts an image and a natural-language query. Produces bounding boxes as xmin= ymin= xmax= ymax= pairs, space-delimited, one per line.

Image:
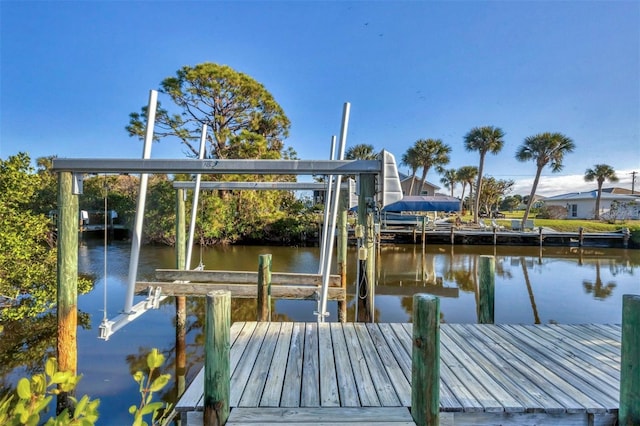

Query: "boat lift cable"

xmin=185 ymin=124 xmax=207 ymax=271
xmin=99 ymin=90 xmax=161 ymax=341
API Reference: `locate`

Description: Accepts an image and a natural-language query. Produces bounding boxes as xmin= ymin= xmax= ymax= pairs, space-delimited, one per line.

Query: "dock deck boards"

xmin=178 ymin=322 xmax=621 ymax=425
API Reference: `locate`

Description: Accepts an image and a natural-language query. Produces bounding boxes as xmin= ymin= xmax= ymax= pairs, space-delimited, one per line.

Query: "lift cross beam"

xmin=51 ymin=158 xmax=380 ymax=175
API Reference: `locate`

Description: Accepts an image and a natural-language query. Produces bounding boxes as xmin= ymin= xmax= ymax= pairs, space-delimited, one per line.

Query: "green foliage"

xmin=477 ymin=176 xmax=514 ymax=214
xmin=464 ymin=126 xmax=505 ymax=222
xmin=81 ymin=175 xmax=138 ymax=230
xmin=0 ymin=153 xmax=91 ymax=320
xmin=345 ymin=144 xmax=377 ymax=160
xmin=535 ymin=205 xmax=567 ymax=219
xmin=0 ymin=349 xmax=172 ymax=426
xmin=143 ymin=176 xmax=178 ymax=245
xmin=129 ymin=349 xmax=172 ymax=426
xmin=126 ymin=62 xmax=290 ymax=160
xmin=411 ymin=138 xmax=451 ymax=195
xmin=123 ymin=63 xmax=305 ymax=245
xmin=500 ymin=195 xmax=520 ymax=212
xmin=0 ymin=358 xmax=99 ymax=426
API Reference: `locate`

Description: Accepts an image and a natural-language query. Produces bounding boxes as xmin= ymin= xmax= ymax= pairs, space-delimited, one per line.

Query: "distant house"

xmin=516 ymin=194 xmax=546 ymax=210
xmin=399 ymin=172 xmax=440 ymax=196
xmin=543 ymin=189 xmax=640 ymax=220
xmin=601 ymin=187 xmax=638 ymax=195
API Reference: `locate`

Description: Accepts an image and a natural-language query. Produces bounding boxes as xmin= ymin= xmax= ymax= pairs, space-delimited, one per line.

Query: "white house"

xmin=544 ymin=190 xmax=640 ymax=220
xmin=398 ymin=172 xmax=440 ymax=196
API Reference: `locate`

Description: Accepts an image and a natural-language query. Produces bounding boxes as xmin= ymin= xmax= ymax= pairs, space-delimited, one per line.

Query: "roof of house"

xmin=601 ymin=187 xmax=637 ymax=195
xmin=397 ymin=172 xmax=440 ymax=189
xmin=545 ymin=190 xmax=640 ymax=202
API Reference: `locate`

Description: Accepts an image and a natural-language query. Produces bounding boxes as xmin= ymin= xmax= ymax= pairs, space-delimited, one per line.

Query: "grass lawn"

xmin=460 ymin=212 xmax=640 ymax=233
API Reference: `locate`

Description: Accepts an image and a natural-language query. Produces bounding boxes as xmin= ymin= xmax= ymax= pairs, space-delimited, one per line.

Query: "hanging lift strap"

xmin=102 ymin=176 xmax=109 ymax=322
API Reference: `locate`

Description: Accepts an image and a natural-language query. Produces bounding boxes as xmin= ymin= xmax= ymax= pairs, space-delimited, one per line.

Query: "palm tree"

xmin=457 ymin=166 xmax=478 ymax=215
xmin=464 ymin=126 xmax=505 ymax=223
xmin=401 ymin=146 xmax=421 ymax=196
xmin=516 ymin=132 xmax=575 ymax=226
xmin=413 ymin=138 xmax=451 ymax=196
xmin=345 ymin=143 xmax=376 ymax=160
xmin=440 ymin=168 xmax=458 ymax=197
xmin=584 ymin=164 xmax=618 ymax=220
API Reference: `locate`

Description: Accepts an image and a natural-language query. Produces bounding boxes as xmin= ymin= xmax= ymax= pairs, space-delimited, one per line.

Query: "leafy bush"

xmin=129 ymin=348 xmax=172 ymax=426
xmin=0 ymin=349 xmax=171 ymax=426
xmin=536 ymin=205 xmax=567 ymax=219
xmin=0 ymin=357 xmax=98 ymax=426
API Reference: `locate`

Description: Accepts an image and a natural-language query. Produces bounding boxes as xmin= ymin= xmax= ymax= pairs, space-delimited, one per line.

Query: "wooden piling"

xmin=257 ymin=254 xmax=272 ymax=322
xmin=411 ymin=294 xmax=440 ymax=426
xmin=623 ymin=228 xmax=630 ymax=249
xmin=56 ymin=171 xmax=78 ymax=414
xmin=539 ymin=226 xmax=543 ymax=248
xmin=478 ymin=255 xmax=495 ymax=324
xmin=337 ymin=193 xmax=348 ymax=322
xmin=357 ymin=174 xmax=376 ymax=322
xmin=619 ymin=294 xmax=640 ymax=425
xmin=421 ymin=216 xmax=426 ymax=250
xmin=579 ymin=227 xmax=584 ymax=247
xmin=204 ymin=290 xmax=231 ymax=426
xmin=176 ymin=188 xmax=186 ymax=270
xmin=175 ymin=188 xmax=187 ymax=397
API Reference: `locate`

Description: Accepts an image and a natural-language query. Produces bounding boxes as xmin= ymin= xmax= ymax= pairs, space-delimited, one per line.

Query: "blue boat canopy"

xmin=382 ymin=195 xmax=461 ymax=212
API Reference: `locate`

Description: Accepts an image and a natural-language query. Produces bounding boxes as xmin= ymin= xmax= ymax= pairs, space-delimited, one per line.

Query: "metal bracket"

xmin=145 ymin=286 xmax=162 ymax=309
xmin=72 ymin=173 xmax=84 ymax=195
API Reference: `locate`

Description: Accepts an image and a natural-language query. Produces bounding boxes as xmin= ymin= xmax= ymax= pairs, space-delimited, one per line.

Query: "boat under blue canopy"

xmin=382 ymin=195 xmax=461 ymax=212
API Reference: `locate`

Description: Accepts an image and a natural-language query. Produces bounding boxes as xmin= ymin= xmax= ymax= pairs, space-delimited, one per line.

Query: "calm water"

xmin=1 ymin=241 xmax=638 ymax=424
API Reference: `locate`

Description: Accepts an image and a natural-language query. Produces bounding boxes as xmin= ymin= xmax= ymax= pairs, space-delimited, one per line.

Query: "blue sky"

xmin=1 ymin=1 xmax=638 ymax=196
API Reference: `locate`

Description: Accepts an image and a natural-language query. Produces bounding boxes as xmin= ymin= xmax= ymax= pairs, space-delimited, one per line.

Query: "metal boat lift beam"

xmin=51 ymin=158 xmax=379 ymax=175
xmin=173 ymin=181 xmax=346 ymax=190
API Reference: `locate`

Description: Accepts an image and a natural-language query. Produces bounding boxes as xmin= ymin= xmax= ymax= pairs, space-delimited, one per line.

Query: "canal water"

xmin=1 ymin=241 xmax=638 ymax=424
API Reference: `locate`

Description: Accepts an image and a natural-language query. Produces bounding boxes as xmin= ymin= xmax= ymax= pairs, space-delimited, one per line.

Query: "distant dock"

xmin=375 ymin=225 xmax=632 ymax=248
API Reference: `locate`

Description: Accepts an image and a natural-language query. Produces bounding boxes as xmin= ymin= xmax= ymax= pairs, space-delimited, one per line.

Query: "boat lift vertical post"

xmin=317 ymin=102 xmax=350 ymax=322
xmin=318 ymin=136 xmax=337 ymax=276
xmin=123 ymin=90 xmax=157 ymax=314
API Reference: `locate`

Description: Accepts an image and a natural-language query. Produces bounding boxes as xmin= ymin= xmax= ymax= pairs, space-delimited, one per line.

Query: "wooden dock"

xmin=376 ymin=226 xmax=631 ymax=248
xmin=176 ymin=322 xmax=621 ymax=425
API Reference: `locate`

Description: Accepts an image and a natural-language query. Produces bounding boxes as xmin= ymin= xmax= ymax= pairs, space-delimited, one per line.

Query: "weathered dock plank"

xmin=479 ymin=325 xmax=606 ymax=413
xmin=260 ymin=322 xmax=293 ymax=407
xmin=177 ymin=322 xmax=621 ymax=426
xmin=230 ymin=322 xmax=269 ymax=406
xmin=446 ymin=323 xmax=547 ymax=413
xmin=365 ymin=323 xmax=411 ymax=406
xmin=353 ymin=323 xmax=400 ymax=406
xmin=301 ymin=323 xmax=320 ymax=407
xmin=280 ymin=322 xmax=305 ymax=407
xmin=238 ymin=322 xmax=280 ymax=407
xmin=318 ymin=323 xmax=340 ymax=407
xmin=328 ymin=322 xmax=360 ymax=407
xmin=440 ymin=329 xmax=523 ymax=413
xmin=341 ymin=323 xmax=380 ymax=406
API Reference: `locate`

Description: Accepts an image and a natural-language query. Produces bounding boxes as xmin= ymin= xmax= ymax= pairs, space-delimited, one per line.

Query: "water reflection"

xmin=583 ymin=260 xmax=616 ymax=300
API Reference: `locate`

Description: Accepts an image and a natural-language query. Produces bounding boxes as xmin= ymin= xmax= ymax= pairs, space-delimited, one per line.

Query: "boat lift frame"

xmin=52 ymin=97 xmax=402 ymax=340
